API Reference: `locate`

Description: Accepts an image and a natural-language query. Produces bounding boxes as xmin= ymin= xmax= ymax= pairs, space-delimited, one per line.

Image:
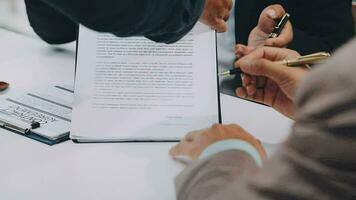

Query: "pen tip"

xmin=218 ymin=71 xmax=230 ymax=76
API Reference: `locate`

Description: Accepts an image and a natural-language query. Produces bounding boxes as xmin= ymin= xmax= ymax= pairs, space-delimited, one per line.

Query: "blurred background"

xmin=0 ymin=0 xmax=36 ymax=37
xmin=1 ymin=0 xmax=356 ymax=38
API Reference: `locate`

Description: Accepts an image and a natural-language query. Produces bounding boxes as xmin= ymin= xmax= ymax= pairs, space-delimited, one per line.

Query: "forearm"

xmin=176 ymin=132 xmax=355 ymax=200
xmin=176 ymin=149 xmax=260 ymax=200
xmin=176 ymin=39 xmax=356 ymax=200
xmin=36 ymin=0 xmax=205 ymax=44
xmin=25 ymin=0 xmax=77 ymax=44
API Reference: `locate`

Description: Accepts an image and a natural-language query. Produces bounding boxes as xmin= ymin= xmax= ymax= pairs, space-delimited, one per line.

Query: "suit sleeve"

xmin=288 ymin=0 xmax=355 ymax=54
xmin=175 ymin=150 xmax=261 ymax=200
xmin=24 ymin=0 xmax=77 ymax=44
xmin=175 ymin=39 xmax=356 ymax=200
xmin=25 ymin=0 xmax=205 ymax=44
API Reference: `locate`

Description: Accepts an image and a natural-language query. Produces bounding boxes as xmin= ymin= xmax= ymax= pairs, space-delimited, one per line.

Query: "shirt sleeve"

xmin=175 ymin=38 xmax=356 ymax=200
xmin=199 ymin=139 xmax=263 ymax=167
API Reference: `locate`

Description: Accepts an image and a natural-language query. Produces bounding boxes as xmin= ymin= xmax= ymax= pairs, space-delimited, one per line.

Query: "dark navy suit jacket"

xmin=25 ymin=0 xmax=354 ymax=54
xmin=24 ymin=0 xmax=205 ymax=44
xmin=234 ymin=0 xmax=355 ymax=54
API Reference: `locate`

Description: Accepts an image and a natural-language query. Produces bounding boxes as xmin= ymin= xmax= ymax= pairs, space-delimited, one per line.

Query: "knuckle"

xmin=274 ymin=41 xmax=285 ymax=48
xmin=211 ymin=123 xmax=225 ymax=133
xmin=211 ymin=123 xmax=222 ymax=130
xmin=228 ymin=124 xmax=243 ymax=131
xmin=272 ymin=4 xmax=285 ymax=12
xmin=212 ymin=18 xmax=221 ymax=25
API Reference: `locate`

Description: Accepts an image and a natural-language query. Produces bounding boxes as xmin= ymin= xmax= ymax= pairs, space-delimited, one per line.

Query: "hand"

xmin=248 ymin=5 xmax=293 ymax=48
xmin=170 ymin=124 xmax=266 ymax=161
xmin=200 ymin=0 xmax=233 ymax=33
xmin=235 ymin=47 xmax=309 ymax=119
xmin=235 ymin=44 xmax=255 ymax=59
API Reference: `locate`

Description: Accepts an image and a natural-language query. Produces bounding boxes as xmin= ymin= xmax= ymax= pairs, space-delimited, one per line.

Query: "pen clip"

xmin=269 ymin=13 xmax=290 ymax=38
xmin=276 ymin=13 xmax=290 ymax=29
xmin=297 ymin=52 xmax=331 ymax=60
xmin=280 ymin=52 xmax=331 ymax=67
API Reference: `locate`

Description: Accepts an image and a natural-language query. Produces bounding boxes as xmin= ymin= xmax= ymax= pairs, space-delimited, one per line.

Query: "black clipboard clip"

xmin=0 ymin=118 xmax=40 ymax=134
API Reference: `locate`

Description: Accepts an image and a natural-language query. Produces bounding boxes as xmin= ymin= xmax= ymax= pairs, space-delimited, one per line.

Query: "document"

xmin=71 ymin=23 xmax=220 ymax=141
xmin=0 ymin=85 xmax=73 ymax=143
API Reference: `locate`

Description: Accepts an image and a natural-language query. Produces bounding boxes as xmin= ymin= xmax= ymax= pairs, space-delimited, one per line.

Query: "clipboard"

xmin=0 ymin=85 xmax=73 ymax=145
xmin=0 ymin=117 xmax=69 ymax=145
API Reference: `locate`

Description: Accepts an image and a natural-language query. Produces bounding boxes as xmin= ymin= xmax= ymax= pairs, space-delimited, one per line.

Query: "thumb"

xmin=239 ymin=58 xmax=293 ymax=86
xmin=258 ymin=5 xmax=286 ymax=33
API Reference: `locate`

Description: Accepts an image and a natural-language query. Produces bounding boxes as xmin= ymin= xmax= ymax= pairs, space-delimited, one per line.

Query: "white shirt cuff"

xmin=199 ymin=139 xmax=263 ymax=167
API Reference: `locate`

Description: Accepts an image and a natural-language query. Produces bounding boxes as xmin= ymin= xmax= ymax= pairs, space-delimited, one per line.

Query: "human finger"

xmin=262 ymin=79 xmax=279 ymax=106
xmin=256 ymin=76 xmax=267 ymax=89
xmin=213 ymin=18 xmax=228 ymax=32
xmin=236 ymin=87 xmax=247 ymax=98
xmin=264 ymin=22 xmax=293 ymax=47
xmin=169 ymin=141 xmax=189 ymax=157
xmin=246 ymin=85 xmax=257 ymax=96
xmin=258 ymin=4 xmax=286 ymax=33
xmin=235 ymin=44 xmax=256 ymax=58
xmin=242 ymin=74 xmax=252 ymax=87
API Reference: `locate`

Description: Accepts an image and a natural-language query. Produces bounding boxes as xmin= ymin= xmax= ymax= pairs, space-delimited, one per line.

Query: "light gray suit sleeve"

xmin=175 ymin=38 xmax=356 ymax=200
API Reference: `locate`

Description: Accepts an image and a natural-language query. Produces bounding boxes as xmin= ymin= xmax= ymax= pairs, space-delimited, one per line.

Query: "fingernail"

xmin=267 ymin=9 xmax=276 ymax=19
xmin=236 ymin=87 xmax=246 ymax=98
xmin=169 ymin=147 xmax=177 ymax=156
xmin=241 ymin=75 xmax=247 ymax=86
xmin=241 ymin=74 xmax=245 ymax=81
xmin=236 ymin=87 xmax=242 ymax=95
xmin=236 ymin=88 xmax=240 ymax=97
xmin=247 ymin=85 xmax=255 ymax=96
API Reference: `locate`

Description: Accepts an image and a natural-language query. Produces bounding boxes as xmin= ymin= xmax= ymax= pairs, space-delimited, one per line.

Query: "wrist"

xmin=199 ymin=139 xmax=264 ymax=167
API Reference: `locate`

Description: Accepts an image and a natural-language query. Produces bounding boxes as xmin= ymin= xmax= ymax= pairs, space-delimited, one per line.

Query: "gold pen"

xmin=219 ymin=52 xmax=331 ymax=76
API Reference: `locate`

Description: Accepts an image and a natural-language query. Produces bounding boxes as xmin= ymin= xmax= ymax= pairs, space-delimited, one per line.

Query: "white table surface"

xmin=0 ymin=29 xmax=293 ymax=200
